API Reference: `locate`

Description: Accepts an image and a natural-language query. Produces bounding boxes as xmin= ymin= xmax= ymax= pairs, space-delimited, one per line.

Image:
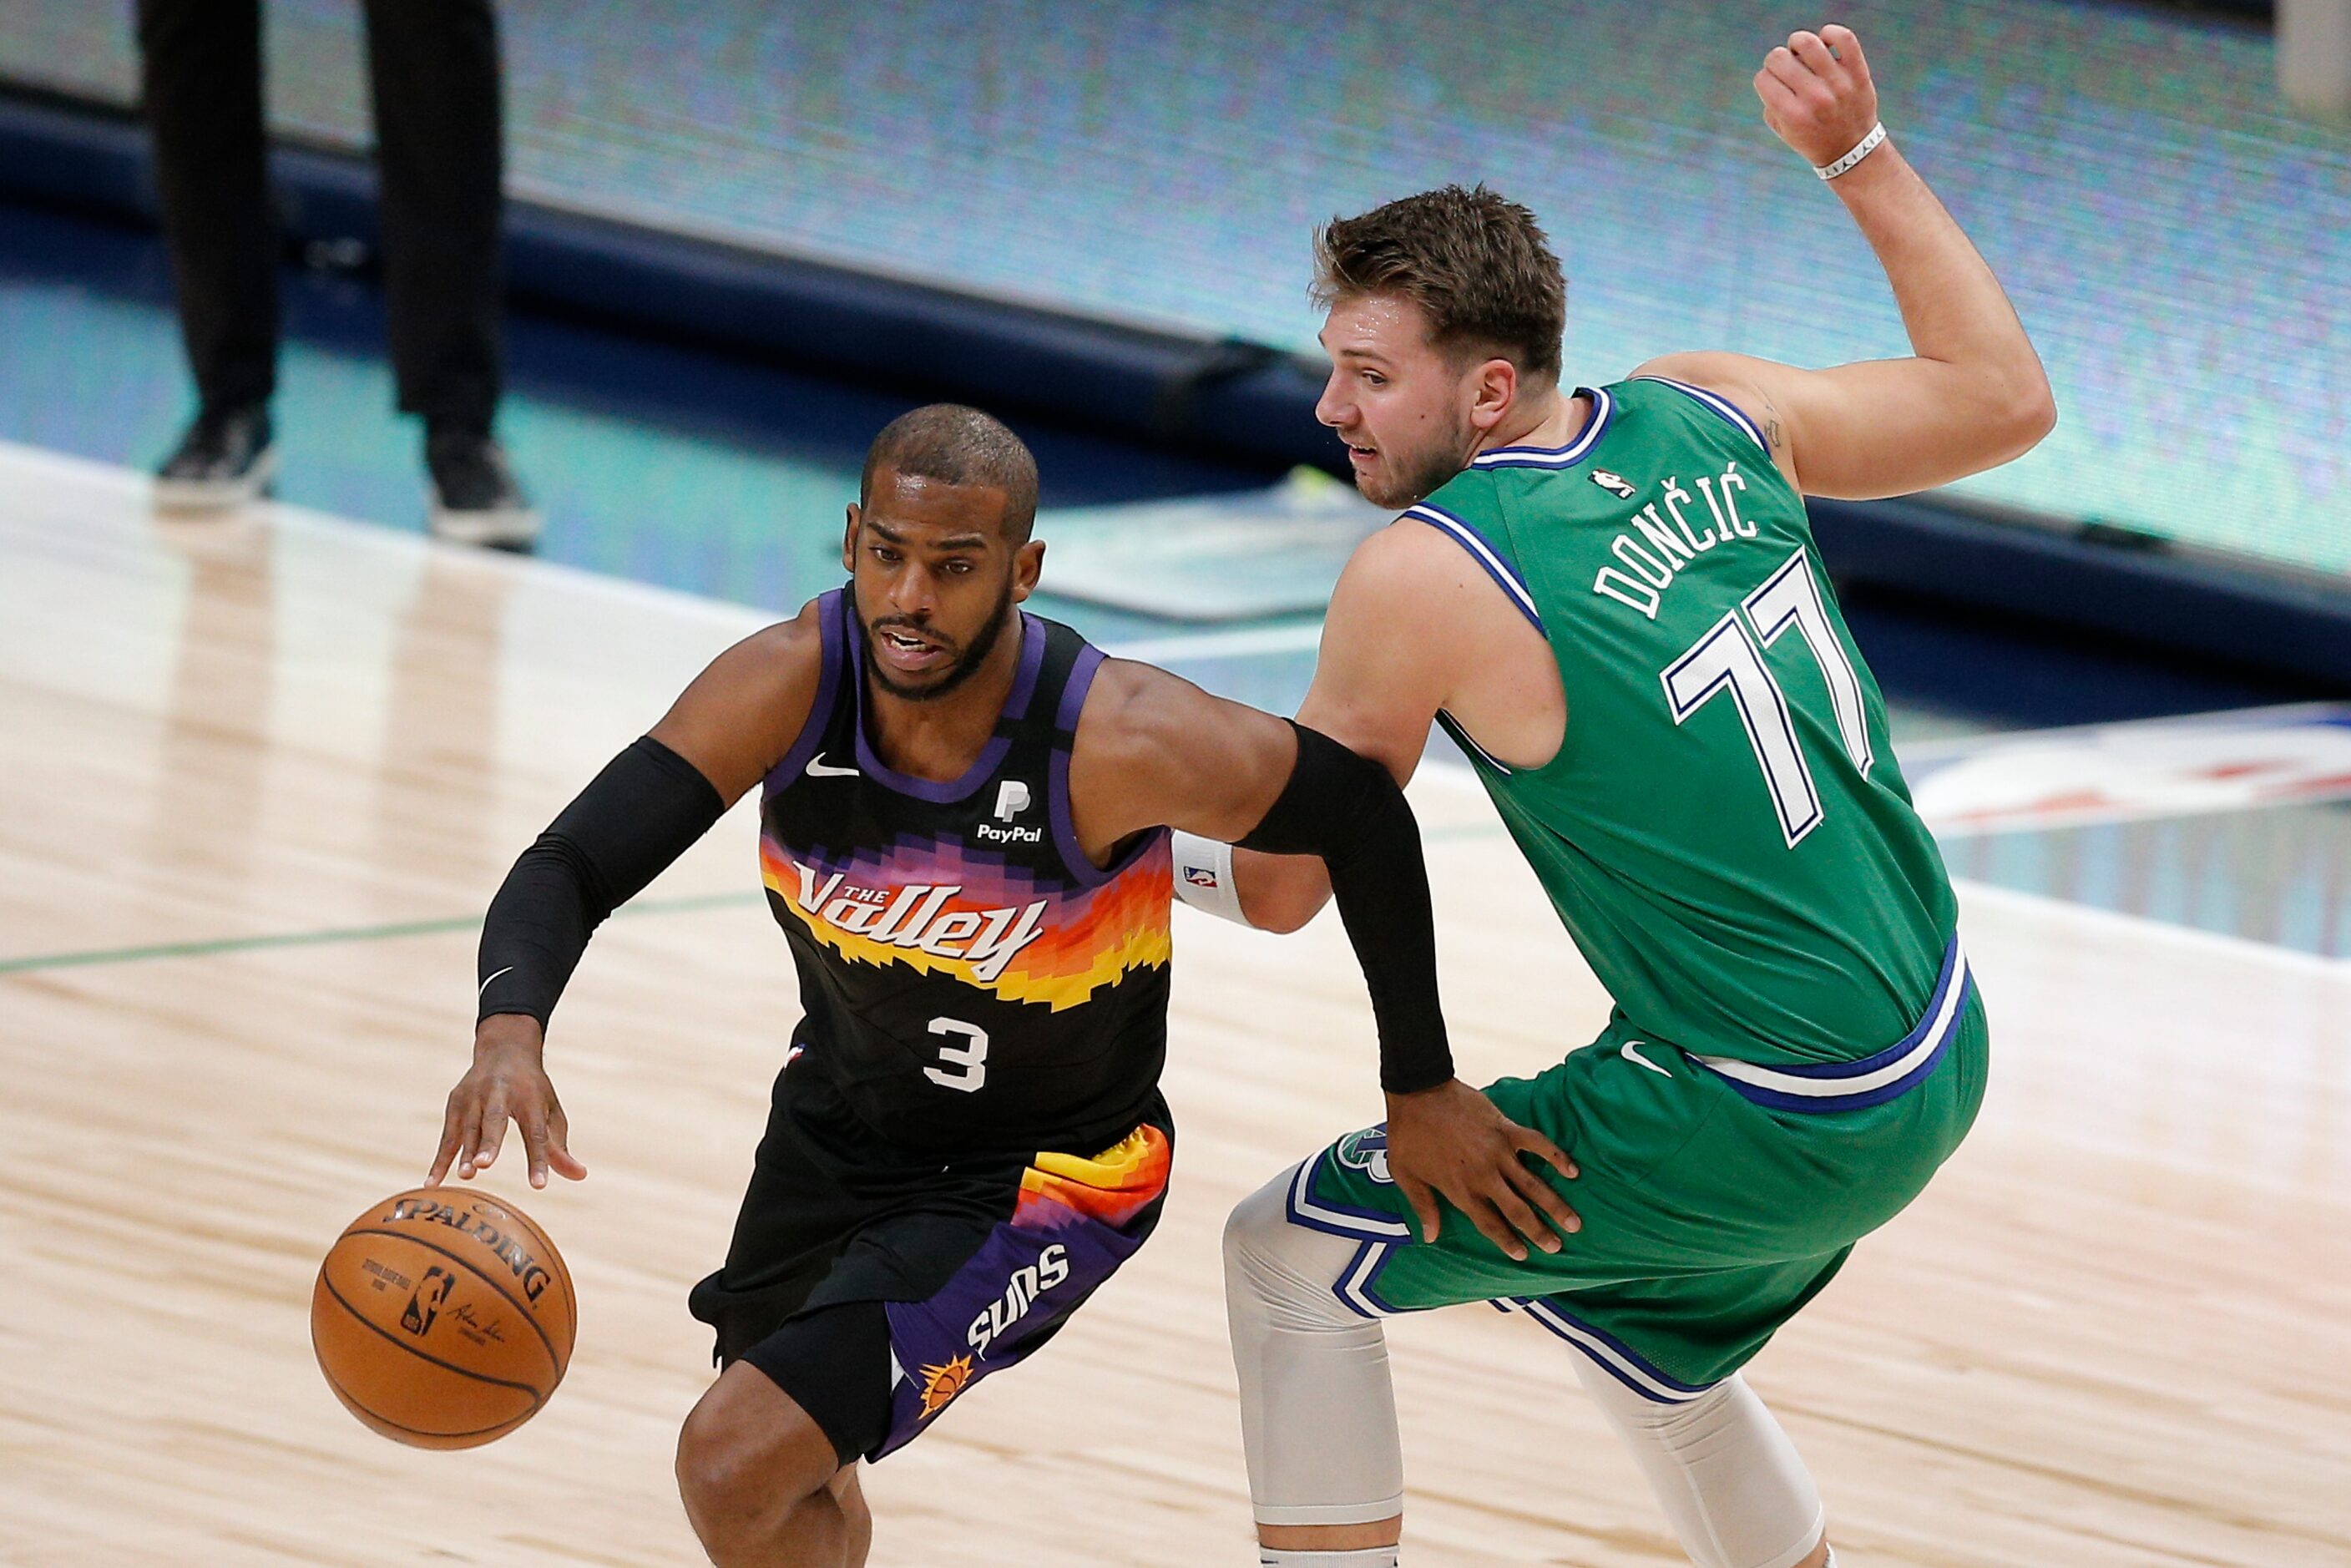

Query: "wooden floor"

xmin=2 ymin=440 xmax=2345 ymax=1566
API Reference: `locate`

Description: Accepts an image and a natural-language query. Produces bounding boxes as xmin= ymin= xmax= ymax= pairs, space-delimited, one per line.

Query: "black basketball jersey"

xmin=757 ymin=589 xmax=1174 ymax=1155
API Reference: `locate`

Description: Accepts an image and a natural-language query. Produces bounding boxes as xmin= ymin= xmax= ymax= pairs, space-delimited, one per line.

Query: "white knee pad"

xmin=1223 ymin=1166 xmax=1405 ymax=1527
xmin=1572 ymin=1362 xmax=1824 ymax=1568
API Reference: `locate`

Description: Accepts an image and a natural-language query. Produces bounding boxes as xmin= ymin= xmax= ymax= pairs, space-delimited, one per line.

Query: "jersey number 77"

xmin=1661 ymin=547 xmax=1874 ymax=847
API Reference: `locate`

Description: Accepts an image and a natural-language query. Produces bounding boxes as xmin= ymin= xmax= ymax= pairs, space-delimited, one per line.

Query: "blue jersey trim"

xmin=1403 ymin=503 xmax=1545 ymax=634
xmin=1509 ymin=1297 xmax=1718 ymax=1404
xmin=1633 ymin=375 xmax=1771 ymax=456
xmin=1436 ymin=709 xmax=1514 ymax=776
xmin=1692 ymin=935 xmax=1971 ymax=1112
xmin=1283 ymin=1147 xmax=1413 ymax=1241
xmin=1470 ymin=386 xmax=1614 ymax=468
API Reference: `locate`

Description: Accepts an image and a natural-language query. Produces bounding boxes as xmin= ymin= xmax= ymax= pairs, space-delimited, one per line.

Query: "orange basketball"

xmin=311 ymin=1186 xmax=577 ymax=1449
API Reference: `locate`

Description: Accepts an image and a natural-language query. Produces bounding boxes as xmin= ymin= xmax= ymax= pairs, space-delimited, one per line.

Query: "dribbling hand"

xmin=429 ymin=1015 xmax=588 ymax=1191
xmin=1382 ymin=1078 xmax=1580 ymax=1262
xmin=1754 ymin=24 xmax=1879 ymax=168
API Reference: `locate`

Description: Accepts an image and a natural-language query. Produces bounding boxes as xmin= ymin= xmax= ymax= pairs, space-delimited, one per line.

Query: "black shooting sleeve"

xmin=476 ymin=736 xmax=726 ymax=1027
xmin=1236 ymin=721 xmax=1454 ymax=1094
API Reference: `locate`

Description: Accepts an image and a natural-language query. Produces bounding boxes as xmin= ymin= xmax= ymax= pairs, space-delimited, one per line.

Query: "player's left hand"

xmin=1754 ymin=24 xmax=1878 ymax=168
xmin=1383 ymin=1079 xmax=1580 ymax=1261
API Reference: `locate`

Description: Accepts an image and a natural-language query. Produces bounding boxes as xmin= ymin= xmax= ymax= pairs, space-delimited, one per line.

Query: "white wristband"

xmin=1169 ymin=830 xmax=1251 ymax=926
xmin=1814 ymin=121 xmax=1886 ymax=180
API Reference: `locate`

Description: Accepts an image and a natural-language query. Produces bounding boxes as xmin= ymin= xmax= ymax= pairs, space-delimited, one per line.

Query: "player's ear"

xmin=1469 ymin=356 xmax=1518 ymax=433
xmin=1011 ymin=538 xmax=1045 ymax=602
xmin=842 ymin=503 xmax=860 ymax=571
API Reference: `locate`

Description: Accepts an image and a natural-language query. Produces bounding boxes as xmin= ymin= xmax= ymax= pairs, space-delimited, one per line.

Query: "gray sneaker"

xmin=154 ymin=405 xmax=276 ymax=509
xmin=427 ymin=430 xmax=541 ymax=551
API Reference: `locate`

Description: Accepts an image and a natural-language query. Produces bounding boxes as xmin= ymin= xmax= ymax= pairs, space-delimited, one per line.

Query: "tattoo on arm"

xmin=1761 ymin=397 xmax=1786 ymax=453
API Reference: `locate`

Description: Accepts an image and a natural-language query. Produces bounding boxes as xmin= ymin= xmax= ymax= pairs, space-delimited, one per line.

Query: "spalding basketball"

xmin=311 ymin=1186 xmax=576 ymax=1449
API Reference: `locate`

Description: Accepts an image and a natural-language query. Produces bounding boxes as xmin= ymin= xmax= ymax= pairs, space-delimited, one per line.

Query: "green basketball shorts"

xmin=1284 ymin=938 xmax=1988 ymax=1400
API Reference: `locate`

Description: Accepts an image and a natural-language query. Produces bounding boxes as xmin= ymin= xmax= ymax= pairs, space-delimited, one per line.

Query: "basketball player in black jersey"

xmin=423 ymin=404 xmax=1577 ymax=1567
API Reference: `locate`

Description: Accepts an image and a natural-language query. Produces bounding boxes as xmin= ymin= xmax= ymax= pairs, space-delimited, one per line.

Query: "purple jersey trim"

xmin=848 ymin=610 xmax=1046 ymax=803
xmin=1054 ymin=644 xmax=1105 ymax=732
xmin=1045 ymin=644 xmax=1165 ymax=888
xmin=766 ymin=590 xmax=848 ymax=795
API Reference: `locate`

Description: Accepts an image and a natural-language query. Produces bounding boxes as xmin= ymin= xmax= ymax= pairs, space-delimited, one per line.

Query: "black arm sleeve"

xmin=476 ymin=736 xmax=727 ymax=1028
xmin=1236 ymin=722 xmax=1454 ymax=1094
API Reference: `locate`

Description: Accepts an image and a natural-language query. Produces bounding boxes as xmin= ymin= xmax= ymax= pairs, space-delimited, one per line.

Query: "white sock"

xmin=1258 ymin=1550 xmax=1398 ymax=1566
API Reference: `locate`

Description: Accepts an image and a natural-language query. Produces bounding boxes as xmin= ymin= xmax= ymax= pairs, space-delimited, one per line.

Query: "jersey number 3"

xmin=925 ymin=1017 xmax=989 ymax=1092
xmin=1661 ymin=548 xmax=1873 ymax=847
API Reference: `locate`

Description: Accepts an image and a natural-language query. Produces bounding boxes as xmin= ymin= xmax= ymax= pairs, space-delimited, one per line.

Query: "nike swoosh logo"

xmin=805 ymin=755 xmax=859 ymax=778
xmin=1620 ymin=1041 xmax=1672 ymax=1078
xmin=478 ymin=964 xmax=514 ymax=999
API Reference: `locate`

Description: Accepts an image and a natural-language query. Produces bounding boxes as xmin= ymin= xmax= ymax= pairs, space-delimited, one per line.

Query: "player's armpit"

xmin=647 ymin=599 xmax=827 ymax=806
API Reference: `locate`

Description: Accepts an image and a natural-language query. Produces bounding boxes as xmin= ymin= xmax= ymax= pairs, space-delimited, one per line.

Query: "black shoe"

xmin=154 ymin=404 xmax=276 ymax=510
xmin=426 ymin=429 xmax=541 ymax=551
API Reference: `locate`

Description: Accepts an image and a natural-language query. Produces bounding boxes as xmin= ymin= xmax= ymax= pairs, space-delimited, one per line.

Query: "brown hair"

xmin=861 ymin=403 xmax=1040 ymax=544
xmin=1312 ymin=184 xmax=1565 ymax=384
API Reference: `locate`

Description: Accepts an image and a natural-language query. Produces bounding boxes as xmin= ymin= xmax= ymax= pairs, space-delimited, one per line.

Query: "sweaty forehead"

xmin=1321 ymin=292 xmax=1437 ymax=360
xmin=866 ymin=469 xmax=1012 ymax=538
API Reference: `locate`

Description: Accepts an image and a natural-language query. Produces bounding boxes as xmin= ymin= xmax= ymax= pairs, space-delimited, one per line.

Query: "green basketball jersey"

xmin=1410 ymin=377 xmax=1956 ymax=1066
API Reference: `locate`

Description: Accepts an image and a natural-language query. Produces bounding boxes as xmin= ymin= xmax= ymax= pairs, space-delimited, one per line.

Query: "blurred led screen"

xmin=4 ymin=0 xmax=2346 ymax=575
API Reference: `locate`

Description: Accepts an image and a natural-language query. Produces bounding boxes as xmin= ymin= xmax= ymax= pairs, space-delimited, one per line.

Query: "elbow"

xmin=1993 ymin=367 xmax=2057 ymax=462
xmin=1241 ymin=881 xmax=1325 ymax=935
xmin=1235 ymin=858 xmax=1332 ymax=934
xmin=2014 ymin=380 xmax=2058 ymax=452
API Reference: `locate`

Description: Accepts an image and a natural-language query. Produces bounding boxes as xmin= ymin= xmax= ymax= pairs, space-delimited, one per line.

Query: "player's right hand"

xmin=429 ymin=1016 xmax=588 ymax=1191
xmin=1754 ymin=25 xmax=1878 ymax=169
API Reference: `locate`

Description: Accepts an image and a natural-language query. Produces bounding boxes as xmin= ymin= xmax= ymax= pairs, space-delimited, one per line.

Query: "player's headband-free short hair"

xmin=1312 ymin=184 xmax=1565 ymax=385
xmin=859 ymin=403 xmax=1041 ymax=544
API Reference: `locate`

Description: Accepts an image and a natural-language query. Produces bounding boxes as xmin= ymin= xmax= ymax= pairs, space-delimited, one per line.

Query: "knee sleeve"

xmin=1572 ymin=1363 xmax=1824 ymax=1568
xmin=1223 ymin=1166 xmax=1405 ymax=1527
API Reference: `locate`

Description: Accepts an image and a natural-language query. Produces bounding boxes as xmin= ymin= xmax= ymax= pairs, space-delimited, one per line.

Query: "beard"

xmin=1352 ymin=410 xmax=1475 ymax=510
xmin=862 ymin=587 xmax=1015 ymax=704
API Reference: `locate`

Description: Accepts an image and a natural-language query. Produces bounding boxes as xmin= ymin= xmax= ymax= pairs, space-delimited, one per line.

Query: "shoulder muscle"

xmin=647 ymin=597 xmax=827 ymax=806
xmin=1070 ymin=658 xmax=1298 ymax=847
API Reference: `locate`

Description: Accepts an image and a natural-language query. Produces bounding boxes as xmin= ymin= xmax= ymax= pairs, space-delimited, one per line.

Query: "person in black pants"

xmin=141 ymin=0 xmax=538 ymax=549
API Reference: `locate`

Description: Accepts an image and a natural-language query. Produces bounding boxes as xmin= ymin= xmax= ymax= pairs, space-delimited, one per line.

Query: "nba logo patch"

xmin=1182 ymin=864 xmax=1220 ymax=889
xmin=1335 ymin=1125 xmax=1392 ymax=1185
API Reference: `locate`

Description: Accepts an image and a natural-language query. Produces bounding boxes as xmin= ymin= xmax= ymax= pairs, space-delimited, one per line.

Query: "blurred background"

xmin=2 ymin=0 xmax=2349 ymax=943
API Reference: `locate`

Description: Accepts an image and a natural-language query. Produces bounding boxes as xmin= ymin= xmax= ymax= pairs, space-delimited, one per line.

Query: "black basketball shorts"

xmin=687 ymin=1060 xmax=1172 ymax=1464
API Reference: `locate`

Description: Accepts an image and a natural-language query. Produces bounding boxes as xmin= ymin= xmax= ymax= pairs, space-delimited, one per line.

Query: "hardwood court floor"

xmin=1 ymin=443 xmax=2344 ymax=1565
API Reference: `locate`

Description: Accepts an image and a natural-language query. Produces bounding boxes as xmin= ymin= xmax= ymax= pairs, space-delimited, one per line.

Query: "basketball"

xmin=311 ymin=1187 xmax=577 ymax=1449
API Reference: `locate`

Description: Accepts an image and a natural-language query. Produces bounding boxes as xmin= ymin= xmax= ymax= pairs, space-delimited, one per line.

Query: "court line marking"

xmin=0 ymin=891 xmax=761 ymax=978
xmin=0 ymin=821 xmax=1509 ymax=978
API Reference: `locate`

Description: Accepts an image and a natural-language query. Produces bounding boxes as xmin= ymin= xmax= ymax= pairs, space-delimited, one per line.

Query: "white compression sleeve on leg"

xmin=1170 ymin=830 xmax=1251 ymax=924
xmin=1224 ymin=1166 xmax=1406 ymax=1527
xmin=1572 ymin=1361 xmax=1825 ymax=1568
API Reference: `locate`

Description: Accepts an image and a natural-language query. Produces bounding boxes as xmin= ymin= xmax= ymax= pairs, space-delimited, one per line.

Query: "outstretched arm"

xmin=1073 ymin=661 xmax=1580 ymax=1259
xmin=1639 ymin=24 xmax=2055 ymax=500
xmin=430 ymin=604 xmax=822 ymax=1189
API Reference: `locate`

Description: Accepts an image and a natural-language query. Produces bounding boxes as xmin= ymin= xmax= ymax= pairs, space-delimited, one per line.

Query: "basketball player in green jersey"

xmin=1196 ymin=26 xmax=2055 ymax=1568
